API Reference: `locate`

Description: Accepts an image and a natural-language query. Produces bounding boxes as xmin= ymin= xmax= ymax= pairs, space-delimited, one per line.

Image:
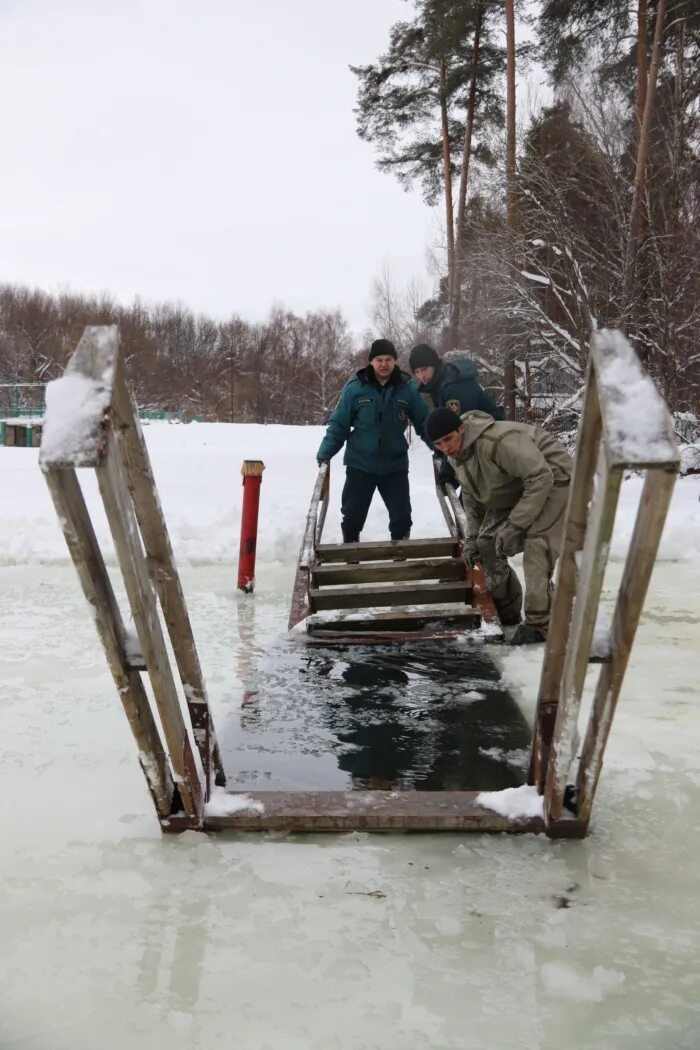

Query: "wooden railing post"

xmin=288 ymin=463 xmax=329 ymax=630
xmin=530 ymin=363 xmax=601 ymax=790
xmin=40 ymin=325 xmax=226 ymax=829
xmin=527 ymin=329 xmax=679 ymax=838
xmin=575 ymin=467 xmax=676 ymax=822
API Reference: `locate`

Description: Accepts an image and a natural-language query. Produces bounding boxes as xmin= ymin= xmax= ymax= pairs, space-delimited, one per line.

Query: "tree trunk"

xmin=636 ymin=0 xmax=648 ymax=145
xmin=621 ymin=0 xmax=668 ymax=341
xmin=451 ymin=2 xmax=483 ymax=340
xmin=503 ymin=0 xmax=517 ymax=419
xmin=671 ymin=15 xmax=685 ymax=226
xmin=439 ymin=54 xmax=456 ymax=347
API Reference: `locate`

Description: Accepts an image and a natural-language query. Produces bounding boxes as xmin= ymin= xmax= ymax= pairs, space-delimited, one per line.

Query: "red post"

xmin=237 ymin=460 xmax=265 ymax=592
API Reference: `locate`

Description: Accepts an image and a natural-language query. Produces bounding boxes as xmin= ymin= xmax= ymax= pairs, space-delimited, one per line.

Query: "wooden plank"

xmin=307 ymin=608 xmax=481 ymax=634
xmin=316 ymin=537 xmax=460 ymax=563
xmin=530 ymin=366 xmax=601 ymax=790
xmin=309 ymin=580 xmax=471 ymax=611
xmin=198 ymin=791 xmax=545 ymax=833
xmin=307 ymin=628 xmax=480 ymax=644
xmin=544 ymin=449 xmax=622 ymax=824
xmin=439 ymin=484 xmax=504 ymax=639
xmin=470 ymin=564 xmax=503 ymax=637
xmin=312 ymin=557 xmax=465 ymax=586
xmin=289 ymin=463 xmax=328 ymax=628
xmin=591 ymin=330 xmax=680 ymax=470
xmin=96 ymin=430 xmax=203 ymax=820
xmin=110 ymin=353 xmax=225 ymax=792
xmin=575 ymin=468 xmax=676 ymax=824
xmin=43 ymin=467 xmax=173 ymax=818
xmin=434 ymin=468 xmax=460 ymax=538
xmin=314 ymin=463 xmax=330 ymax=548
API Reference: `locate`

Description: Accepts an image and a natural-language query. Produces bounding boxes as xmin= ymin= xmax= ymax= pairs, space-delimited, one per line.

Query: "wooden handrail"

xmin=288 ymin=462 xmax=329 ymax=630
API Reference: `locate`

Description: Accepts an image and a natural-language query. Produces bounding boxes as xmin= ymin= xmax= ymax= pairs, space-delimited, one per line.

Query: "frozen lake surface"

xmin=2 ymin=557 xmax=700 ymax=1049
xmin=2 ymin=427 xmax=700 ymax=1047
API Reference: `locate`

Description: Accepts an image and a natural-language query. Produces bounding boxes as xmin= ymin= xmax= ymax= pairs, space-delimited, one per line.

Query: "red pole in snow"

xmin=237 ymin=460 xmax=265 ymax=593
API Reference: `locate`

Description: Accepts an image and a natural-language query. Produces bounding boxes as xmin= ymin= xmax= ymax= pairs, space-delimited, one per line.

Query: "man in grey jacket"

xmin=425 ymin=407 xmax=576 ymax=644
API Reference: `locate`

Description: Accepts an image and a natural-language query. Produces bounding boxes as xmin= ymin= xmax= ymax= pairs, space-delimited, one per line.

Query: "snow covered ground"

xmin=2 ymin=423 xmax=700 ymax=1049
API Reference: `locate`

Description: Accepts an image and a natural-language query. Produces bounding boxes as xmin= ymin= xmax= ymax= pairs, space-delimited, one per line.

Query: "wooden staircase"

xmin=289 ymin=470 xmax=501 ymax=641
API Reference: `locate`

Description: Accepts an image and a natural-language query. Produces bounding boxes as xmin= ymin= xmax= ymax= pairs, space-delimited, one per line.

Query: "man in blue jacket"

xmin=317 ymin=339 xmax=431 ymax=544
xmin=409 ymin=343 xmax=503 ymax=418
xmin=409 ymin=343 xmax=504 ymax=484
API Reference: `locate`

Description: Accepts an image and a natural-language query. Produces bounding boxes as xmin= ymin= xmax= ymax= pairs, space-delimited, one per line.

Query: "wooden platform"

xmin=166 ymin=791 xmax=545 ymax=833
xmin=305 ymin=607 xmax=481 ymax=639
xmin=291 ymin=528 xmax=497 ymax=641
xmin=40 ymin=325 xmax=676 ymax=840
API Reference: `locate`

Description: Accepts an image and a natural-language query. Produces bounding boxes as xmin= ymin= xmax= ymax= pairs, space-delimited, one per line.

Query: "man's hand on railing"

xmin=433 ymin=452 xmax=458 ymax=487
xmin=458 ymin=537 xmax=480 ymax=568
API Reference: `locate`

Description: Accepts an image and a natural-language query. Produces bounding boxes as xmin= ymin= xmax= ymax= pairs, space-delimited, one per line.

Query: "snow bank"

xmin=1 ymin=420 xmax=699 ymax=566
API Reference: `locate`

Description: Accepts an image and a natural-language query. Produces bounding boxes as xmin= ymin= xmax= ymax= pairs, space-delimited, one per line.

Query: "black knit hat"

xmin=409 ymin=343 xmax=441 ymax=371
xmin=369 ymin=338 xmax=397 ymax=361
xmin=425 ymin=407 xmax=462 ymax=442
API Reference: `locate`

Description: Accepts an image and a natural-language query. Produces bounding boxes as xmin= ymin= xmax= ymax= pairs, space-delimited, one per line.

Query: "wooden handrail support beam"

xmin=529 ymin=330 xmax=679 ymax=838
xmin=288 ymin=462 xmax=329 ymax=629
xmin=40 ymin=325 xmax=225 ymax=829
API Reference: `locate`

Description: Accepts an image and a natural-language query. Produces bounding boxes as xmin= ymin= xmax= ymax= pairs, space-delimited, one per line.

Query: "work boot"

xmin=391 ymin=534 xmax=410 ymax=561
xmin=509 ymin=623 xmax=546 ymax=646
xmin=342 ymin=532 xmax=360 ymax=564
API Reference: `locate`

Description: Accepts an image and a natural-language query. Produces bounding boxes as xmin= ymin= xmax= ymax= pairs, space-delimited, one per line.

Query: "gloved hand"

xmin=317 ymin=459 xmax=328 ymax=468
xmin=433 ymin=453 xmax=458 ymax=486
xmin=439 ymin=458 xmax=458 ymax=486
xmin=461 ymin=537 xmax=480 ymax=567
xmin=494 ymin=520 xmax=524 ymax=559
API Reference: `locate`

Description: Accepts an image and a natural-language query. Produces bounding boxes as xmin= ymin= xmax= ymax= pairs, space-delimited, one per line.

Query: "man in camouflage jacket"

xmin=425 ymin=407 xmax=576 ymax=644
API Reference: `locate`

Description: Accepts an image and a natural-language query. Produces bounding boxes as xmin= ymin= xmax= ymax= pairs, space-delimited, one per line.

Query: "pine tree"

xmin=351 ymin=0 xmax=504 ymax=344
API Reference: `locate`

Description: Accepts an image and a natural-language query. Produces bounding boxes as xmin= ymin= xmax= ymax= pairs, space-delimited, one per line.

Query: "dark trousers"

xmin=341 ymin=467 xmax=412 ymax=542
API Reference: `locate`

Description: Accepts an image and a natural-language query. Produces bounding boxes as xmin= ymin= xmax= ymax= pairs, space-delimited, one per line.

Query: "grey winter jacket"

xmin=449 ymin=410 xmax=574 ymax=536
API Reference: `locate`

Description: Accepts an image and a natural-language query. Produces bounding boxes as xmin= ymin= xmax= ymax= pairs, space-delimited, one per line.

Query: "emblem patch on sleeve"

xmin=446 ymin=399 xmax=461 ymax=413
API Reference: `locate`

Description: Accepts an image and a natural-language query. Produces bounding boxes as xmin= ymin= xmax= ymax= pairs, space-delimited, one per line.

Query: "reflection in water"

xmin=221 ymin=637 xmax=531 ymax=793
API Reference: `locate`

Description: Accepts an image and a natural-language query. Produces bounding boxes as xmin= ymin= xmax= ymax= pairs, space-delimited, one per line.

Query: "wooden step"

xmin=197 ymin=791 xmax=545 ymax=833
xmin=312 ymin=557 xmax=465 ymax=587
xmin=316 ymin=537 xmax=460 ymax=563
xmin=309 ymin=580 xmax=472 ymax=612
xmin=307 ymin=608 xmax=481 ymax=634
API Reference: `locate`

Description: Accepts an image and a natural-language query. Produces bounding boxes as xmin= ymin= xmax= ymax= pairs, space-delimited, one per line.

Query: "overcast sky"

xmin=1 ymin=0 xmax=450 ymax=333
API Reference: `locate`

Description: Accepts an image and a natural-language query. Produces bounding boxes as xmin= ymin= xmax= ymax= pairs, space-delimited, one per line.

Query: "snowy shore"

xmin=2 ymin=420 xmax=699 ymax=566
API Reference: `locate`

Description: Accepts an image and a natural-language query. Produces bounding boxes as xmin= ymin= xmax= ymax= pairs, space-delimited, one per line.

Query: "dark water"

xmin=219 ymin=637 xmax=531 ymax=793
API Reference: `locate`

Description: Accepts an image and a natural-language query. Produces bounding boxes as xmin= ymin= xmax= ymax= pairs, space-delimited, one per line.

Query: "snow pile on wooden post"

xmin=39 ymin=326 xmax=118 ymax=469
xmin=593 ymin=329 xmax=679 ymax=469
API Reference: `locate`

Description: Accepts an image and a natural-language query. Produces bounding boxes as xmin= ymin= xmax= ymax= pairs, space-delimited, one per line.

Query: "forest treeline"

xmin=1 ymin=0 xmax=699 ymax=421
xmin=0 ymin=285 xmax=359 ymax=423
xmin=356 ymin=0 xmax=700 ymax=416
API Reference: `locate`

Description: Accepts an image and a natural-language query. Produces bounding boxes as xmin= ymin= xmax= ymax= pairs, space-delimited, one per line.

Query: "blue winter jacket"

xmin=422 ymin=358 xmax=504 ymax=419
xmin=317 ymin=366 xmax=431 ymax=475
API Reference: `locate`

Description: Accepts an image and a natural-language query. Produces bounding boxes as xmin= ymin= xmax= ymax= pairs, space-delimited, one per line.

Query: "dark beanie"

xmin=409 ymin=343 xmax=440 ymax=371
xmin=425 ymin=407 xmax=462 ymax=442
xmin=369 ymin=338 xmax=397 ymax=361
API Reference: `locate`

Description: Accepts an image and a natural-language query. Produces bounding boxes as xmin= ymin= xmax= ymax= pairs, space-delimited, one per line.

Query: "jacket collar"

xmin=421 ymin=362 xmax=447 ymax=398
xmin=357 ymin=364 xmax=406 ymax=389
